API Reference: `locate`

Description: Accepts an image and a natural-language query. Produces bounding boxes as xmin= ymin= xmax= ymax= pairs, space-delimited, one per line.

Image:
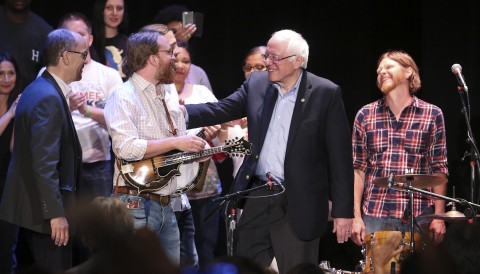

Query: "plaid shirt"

xmin=352 ymin=96 xmax=448 ymax=218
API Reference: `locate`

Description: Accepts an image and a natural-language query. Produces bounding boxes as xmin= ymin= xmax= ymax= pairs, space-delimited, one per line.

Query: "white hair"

xmin=270 ymin=29 xmax=309 ymax=69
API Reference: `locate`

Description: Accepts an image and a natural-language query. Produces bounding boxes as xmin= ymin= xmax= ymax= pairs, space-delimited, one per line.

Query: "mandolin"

xmin=118 ymin=137 xmax=252 ymax=193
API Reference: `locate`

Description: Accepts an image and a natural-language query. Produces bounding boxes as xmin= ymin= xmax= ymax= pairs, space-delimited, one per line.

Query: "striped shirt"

xmin=104 ymin=73 xmax=190 ymax=195
xmin=352 ymin=96 xmax=448 ymax=218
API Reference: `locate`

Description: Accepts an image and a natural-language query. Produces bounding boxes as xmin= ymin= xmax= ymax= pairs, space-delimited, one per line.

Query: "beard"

xmin=378 ymin=74 xmax=403 ymax=94
xmin=155 ymin=61 xmax=176 ymax=85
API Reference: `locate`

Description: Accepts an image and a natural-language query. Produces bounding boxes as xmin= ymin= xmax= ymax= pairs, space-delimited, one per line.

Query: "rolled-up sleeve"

xmin=104 ymin=84 xmax=147 ymax=161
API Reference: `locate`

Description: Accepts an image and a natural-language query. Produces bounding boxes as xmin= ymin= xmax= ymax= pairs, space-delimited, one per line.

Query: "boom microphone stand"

xmin=391 ymin=182 xmax=480 ymax=222
xmin=452 ymin=64 xmax=480 ymax=204
xmin=210 ymin=181 xmax=279 ymax=256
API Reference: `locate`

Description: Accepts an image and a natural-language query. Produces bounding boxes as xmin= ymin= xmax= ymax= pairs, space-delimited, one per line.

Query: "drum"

xmin=362 ymin=231 xmax=423 ymax=273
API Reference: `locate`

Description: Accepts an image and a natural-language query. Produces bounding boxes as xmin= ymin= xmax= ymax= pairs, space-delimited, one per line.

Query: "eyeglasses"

xmin=261 ymin=54 xmax=296 ymax=64
xmin=158 ymin=48 xmax=174 ymax=57
xmin=242 ymin=64 xmax=267 ymax=73
xmin=66 ymin=50 xmax=88 ymax=60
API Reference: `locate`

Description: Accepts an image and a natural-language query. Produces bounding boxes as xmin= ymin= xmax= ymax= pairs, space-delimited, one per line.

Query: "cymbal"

xmin=416 ymin=211 xmax=479 ymax=223
xmin=373 ymin=174 xmax=447 ymax=188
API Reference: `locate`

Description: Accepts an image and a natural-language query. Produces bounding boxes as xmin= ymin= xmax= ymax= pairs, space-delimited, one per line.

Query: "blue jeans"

xmin=116 ymin=193 xmax=180 ymax=264
xmin=175 ymin=208 xmax=198 ymax=268
xmin=363 ymin=215 xmax=409 ymax=233
xmin=80 ymin=160 xmax=113 ymax=201
xmin=363 ymin=206 xmax=434 ymax=233
xmin=190 ymin=195 xmax=220 ymax=269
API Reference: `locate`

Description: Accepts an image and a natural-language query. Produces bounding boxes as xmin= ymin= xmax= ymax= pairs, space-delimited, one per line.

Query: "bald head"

xmin=44 ymin=29 xmax=83 ymax=67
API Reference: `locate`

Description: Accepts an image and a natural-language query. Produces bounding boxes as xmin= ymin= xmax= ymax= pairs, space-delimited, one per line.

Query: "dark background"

xmin=27 ymin=0 xmax=480 ymax=204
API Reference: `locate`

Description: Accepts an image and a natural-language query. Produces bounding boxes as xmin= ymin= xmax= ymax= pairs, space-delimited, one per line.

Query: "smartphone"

xmin=182 ymin=11 xmax=204 ymax=38
xmin=182 ymin=11 xmax=194 ymax=26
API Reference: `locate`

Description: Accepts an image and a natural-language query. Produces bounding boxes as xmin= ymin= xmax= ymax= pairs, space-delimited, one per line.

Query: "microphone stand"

xmin=208 ymin=182 xmax=276 ymax=256
xmin=391 ymin=182 xmax=480 ymax=222
xmin=456 ymin=85 xmax=480 ymax=205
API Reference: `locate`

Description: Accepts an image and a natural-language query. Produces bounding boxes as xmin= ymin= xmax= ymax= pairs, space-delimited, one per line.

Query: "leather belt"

xmin=115 ymin=186 xmax=170 ymax=206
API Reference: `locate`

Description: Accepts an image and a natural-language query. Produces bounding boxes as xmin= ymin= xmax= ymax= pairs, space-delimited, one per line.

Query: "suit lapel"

xmin=258 ymin=85 xmax=278 ymax=148
xmin=286 ymin=71 xmax=311 ymax=151
xmin=42 ymin=71 xmax=82 ymax=180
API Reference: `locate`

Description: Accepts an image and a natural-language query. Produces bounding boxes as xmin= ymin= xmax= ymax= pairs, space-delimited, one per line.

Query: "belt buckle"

xmin=159 ymin=195 xmax=170 ymax=206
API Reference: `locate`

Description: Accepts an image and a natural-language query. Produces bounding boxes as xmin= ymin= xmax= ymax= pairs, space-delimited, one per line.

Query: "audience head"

xmin=173 ymin=42 xmax=192 ymax=85
xmin=94 ymin=0 xmax=128 ymax=34
xmin=438 ymin=222 xmax=480 ymax=274
xmin=92 ymin=0 xmax=129 ymax=64
xmin=69 ymin=227 xmax=180 ymax=274
xmin=376 ymin=50 xmax=421 ymax=94
xmin=0 ymin=52 xmax=22 ymax=107
xmin=207 ymin=256 xmax=271 ymax=274
xmin=58 ymin=12 xmax=94 ymax=60
xmin=76 ymin=197 xmax=134 ymax=252
xmin=242 ymin=46 xmax=267 ymax=80
xmin=399 ymin=222 xmax=480 ymax=274
xmin=153 ymin=4 xmax=188 ymax=35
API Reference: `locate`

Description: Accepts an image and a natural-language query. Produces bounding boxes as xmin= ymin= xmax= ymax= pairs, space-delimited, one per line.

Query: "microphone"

xmin=401 ymin=202 xmax=411 ymax=225
xmin=266 ymin=172 xmax=285 ymax=190
xmin=451 ymin=64 xmax=469 ymax=92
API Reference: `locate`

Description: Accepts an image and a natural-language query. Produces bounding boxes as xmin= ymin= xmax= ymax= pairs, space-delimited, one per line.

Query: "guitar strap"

xmin=113 ymin=158 xmax=123 ymax=199
xmin=161 ymin=98 xmax=178 ymax=137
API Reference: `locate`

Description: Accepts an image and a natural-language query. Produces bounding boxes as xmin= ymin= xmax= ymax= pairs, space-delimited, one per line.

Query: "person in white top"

xmin=173 ymin=42 xmax=228 ymax=269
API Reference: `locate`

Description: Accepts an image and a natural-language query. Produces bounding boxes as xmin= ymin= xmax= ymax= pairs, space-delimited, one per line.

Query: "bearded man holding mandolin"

xmin=104 ymin=30 xmax=215 ymax=265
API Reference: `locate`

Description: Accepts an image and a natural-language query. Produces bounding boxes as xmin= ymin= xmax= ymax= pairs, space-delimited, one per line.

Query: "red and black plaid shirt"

xmin=352 ymin=96 xmax=448 ymax=218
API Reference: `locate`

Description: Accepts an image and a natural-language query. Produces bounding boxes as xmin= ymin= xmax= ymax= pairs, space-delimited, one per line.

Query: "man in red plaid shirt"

xmin=351 ymin=50 xmax=448 ymax=246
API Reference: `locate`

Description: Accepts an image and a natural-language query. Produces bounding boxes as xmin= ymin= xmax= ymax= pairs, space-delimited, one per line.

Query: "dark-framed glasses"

xmin=242 ymin=64 xmax=267 ymax=73
xmin=158 ymin=48 xmax=174 ymax=57
xmin=261 ymin=54 xmax=296 ymax=64
xmin=66 ymin=50 xmax=88 ymax=60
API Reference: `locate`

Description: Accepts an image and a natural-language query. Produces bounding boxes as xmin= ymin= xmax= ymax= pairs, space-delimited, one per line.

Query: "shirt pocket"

xmin=404 ymin=129 xmax=429 ymax=154
xmin=366 ymin=128 xmax=388 ymax=153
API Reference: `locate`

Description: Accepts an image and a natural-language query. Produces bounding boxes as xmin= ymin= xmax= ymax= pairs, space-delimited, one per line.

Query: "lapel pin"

xmin=301 ymin=98 xmax=305 ymax=103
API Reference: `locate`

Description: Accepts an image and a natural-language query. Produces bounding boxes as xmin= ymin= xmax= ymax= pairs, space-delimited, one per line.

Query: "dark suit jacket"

xmin=186 ymin=70 xmax=354 ymax=240
xmin=0 ymin=71 xmax=82 ymax=234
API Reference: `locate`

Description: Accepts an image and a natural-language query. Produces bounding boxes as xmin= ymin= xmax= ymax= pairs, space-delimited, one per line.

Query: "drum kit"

xmin=320 ymin=174 xmax=480 ymax=274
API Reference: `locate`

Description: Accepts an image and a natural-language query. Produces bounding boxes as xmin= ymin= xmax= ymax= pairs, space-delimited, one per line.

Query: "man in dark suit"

xmin=185 ymin=29 xmax=354 ymax=273
xmin=0 ymin=29 xmax=85 ymax=272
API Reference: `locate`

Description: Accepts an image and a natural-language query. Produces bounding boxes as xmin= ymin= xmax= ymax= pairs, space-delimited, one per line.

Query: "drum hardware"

xmin=319 ymin=260 xmax=362 ymax=274
xmin=419 ymin=186 xmax=480 ymax=223
xmin=374 ymin=173 xmax=423 ymax=254
xmin=387 ymin=180 xmax=480 ymax=223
